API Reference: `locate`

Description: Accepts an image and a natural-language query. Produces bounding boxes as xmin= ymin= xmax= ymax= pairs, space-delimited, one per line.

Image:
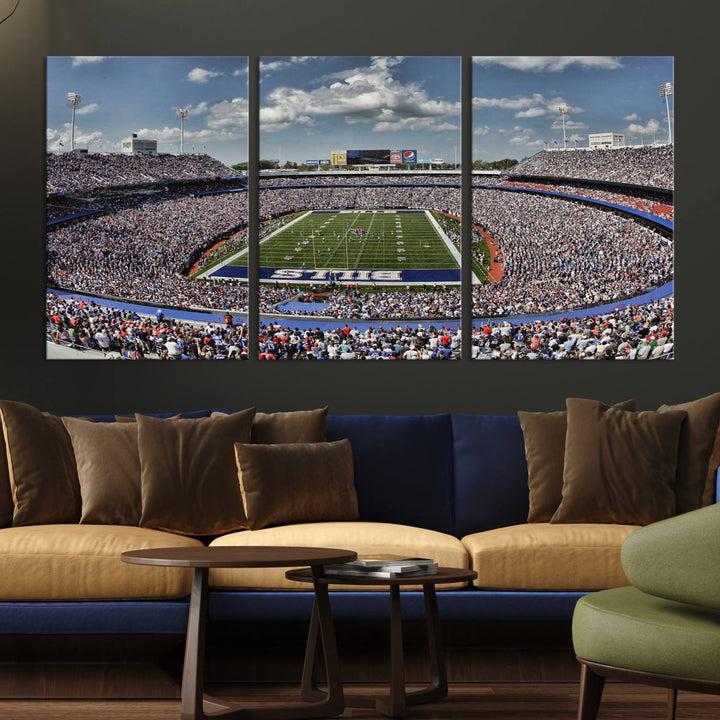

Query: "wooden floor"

xmin=1 ymin=683 xmax=719 ymax=719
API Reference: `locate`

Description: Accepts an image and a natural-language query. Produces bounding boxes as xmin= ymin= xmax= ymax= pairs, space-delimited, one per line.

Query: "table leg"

xmin=181 ymin=567 xmax=209 ymax=720
xmin=344 ymin=583 xmax=448 ymax=718
xmin=181 ymin=566 xmax=343 ymax=720
xmin=405 ymin=584 xmax=448 ymax=705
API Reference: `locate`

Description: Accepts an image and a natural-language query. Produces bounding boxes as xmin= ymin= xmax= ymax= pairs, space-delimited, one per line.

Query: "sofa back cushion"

xmin=452 ymin=414 xmax=529 ymax=537
xmin=327 ymin=414 xmax=454 ymax=534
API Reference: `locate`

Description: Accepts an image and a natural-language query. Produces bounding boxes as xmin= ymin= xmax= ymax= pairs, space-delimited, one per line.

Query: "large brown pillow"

xmin=552 ymin=398 xmax=686 ymax=525
xmin=658 ymin=393 xmax=720 ymax=514
xmin=138 ymin=409 xmax=256 ymax=536
xmin=212 ymin=407 xmax=328 ymax=444
xmin=0 ymin=400 xmax=81 ymax=525
xmin=62 ymin=417 xmax=141 ymax=525
xmin=235 ymin=439 xmax=358 ymax=531
xmin=518 ymin=399 xmax=636 ymax=522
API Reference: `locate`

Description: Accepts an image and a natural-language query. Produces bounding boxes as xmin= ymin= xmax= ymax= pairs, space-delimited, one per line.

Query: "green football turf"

xmin=230 ymin=211 xmax=459 ymax=270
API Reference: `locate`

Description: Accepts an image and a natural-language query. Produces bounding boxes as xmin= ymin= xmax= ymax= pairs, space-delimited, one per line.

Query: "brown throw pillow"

xmin=138 ymin=409 xmax=256 ymax=536
xmin=0 ymin=400 xmax=81 ymax=525
xmin=62 ymin=417 xmax=141 ymax=525
xmin=0 ymin=422 xmax=13 ymax=529
xmin=519 ymin=399 xmax=636 ymax=522
xmin=115 ymin=414 xmax=181 ymax=422
xmin=658 ymin=393 xmax=720 ymax=514
xmin=212 ymin=407 xmax=328 ymax=444
xmin=552 ymin=398 xmax=687 ymax=525
xmin=235 ymin=439 xmax=358 ymax=531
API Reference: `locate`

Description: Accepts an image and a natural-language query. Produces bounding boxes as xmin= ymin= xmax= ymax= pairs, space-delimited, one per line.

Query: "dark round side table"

xmin=286 ymin=566 xmax=477 ymax=718
xmin=122 ymin=546 xmax=356 ymax=720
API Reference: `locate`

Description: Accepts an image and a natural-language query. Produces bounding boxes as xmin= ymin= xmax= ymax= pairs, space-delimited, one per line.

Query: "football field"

xmin=232 ymin=210 xmax=459 ymax=271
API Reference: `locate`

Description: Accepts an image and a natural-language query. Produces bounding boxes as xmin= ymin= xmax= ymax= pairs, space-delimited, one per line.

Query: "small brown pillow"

xmin=62 ymin=417 xmax=141 ymax=525
xmin=552 ymin=398 xmax=686 ymax=525
xmin=658 ymin=393 xmax=720 ymax=514
xmin=519 ymin=399 xmax=636 ymax=522
xmin=235 ymin=439 xmax=358 ymax=530
xmin=0 ymin=400 xmax=81 ymax=525
xmin=138 ymin=409 xmax=256 ymax=536
xmin=212 ymin=407 xmax=328 ymax=444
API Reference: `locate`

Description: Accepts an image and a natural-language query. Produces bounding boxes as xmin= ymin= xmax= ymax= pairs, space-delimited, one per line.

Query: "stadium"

xmin=45 ymin=142 xmax=673 ymax=360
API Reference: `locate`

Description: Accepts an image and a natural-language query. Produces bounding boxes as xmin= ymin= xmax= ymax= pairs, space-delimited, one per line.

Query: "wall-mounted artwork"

xmin=470 ymin=56 xmax=674 ymax=360
xmin=46 ymin=56 xmax=249 ymax=360
xmin=252 ymin=56 xmax=462 ymax=360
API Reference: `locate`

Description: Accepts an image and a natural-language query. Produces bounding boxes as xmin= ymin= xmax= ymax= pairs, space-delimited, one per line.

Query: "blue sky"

xmin=46 ymin=56 xmax=673 ymax=166
xmin=259 ymin=56 xmax=461 ymax=164
xmin=472 ymin=56 xmax=674 ymax=161
xmin=47 ymin=56 xmax=248 ymax=164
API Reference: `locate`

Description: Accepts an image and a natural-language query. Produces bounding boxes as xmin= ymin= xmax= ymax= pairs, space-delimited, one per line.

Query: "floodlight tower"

xmin=176 ymin=108 xmax=190 ymax=154
xmin=558 ymin=105 xmax=569 ymax=150
xmin=659 ymin=82 xmax=673 ymax=144
xmin=67 ymin=92 xmax=83 ymax=151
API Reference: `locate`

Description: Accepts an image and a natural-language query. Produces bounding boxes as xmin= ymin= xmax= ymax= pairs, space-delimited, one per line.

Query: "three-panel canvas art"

xmin=46 ymin=56 xmax=674 ymax=360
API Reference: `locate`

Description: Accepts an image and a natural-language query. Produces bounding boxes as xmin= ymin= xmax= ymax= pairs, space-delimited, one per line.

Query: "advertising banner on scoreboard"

xmin=305 ymin=159 xmax=319 ymax=166
xmin=319 ymin=159 xmax=330 ymax=165
xmin=401 ymin=149 xmax=417 ymax=164
xmin=390 ymin=151 xmax=402 ymax=164
xmin=331 ymin=151 xmax=347 ymax=166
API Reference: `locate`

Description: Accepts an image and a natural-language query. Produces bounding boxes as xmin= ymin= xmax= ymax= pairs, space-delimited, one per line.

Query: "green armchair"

xmin=572 ymin=503 xmax=720 ymax=720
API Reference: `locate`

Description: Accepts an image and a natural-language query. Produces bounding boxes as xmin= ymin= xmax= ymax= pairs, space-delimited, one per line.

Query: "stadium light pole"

xmin=558 ymin=105 xmax=569 ymax=150
xmin=176 ymin=108 xmax=190 ymax=154
xmin=659 ymin=82 xmax=673 ymax=144
xmin=67 ymin=92 xmax=82 ymax=152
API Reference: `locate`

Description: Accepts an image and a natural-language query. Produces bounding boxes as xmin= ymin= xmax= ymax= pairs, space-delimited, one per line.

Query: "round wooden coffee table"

xmin=122 ymin=546 xmax=356 ymax=720
xmin=286 ymin=566 xmax=477 ymax=718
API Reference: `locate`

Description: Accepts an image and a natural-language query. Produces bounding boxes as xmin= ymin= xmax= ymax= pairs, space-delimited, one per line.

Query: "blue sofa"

xmin=0 ymin=411 xmax=669 ymax=637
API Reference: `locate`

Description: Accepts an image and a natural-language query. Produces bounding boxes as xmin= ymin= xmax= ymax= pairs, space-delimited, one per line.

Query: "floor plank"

xmin=0 ymin=683 xmax=718 ymax=719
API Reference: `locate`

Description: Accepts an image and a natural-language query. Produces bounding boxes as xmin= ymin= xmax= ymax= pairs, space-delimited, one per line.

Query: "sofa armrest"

xmin=621 ymin=503 xmax=720 ymax=610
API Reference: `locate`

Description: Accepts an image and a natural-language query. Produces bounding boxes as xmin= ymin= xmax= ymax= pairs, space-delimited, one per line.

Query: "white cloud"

xmin=46 ymin=123 xmax=104 ymax=150
xmin=187 ymin=102 xmax=209 ymax=116
xmin=187 ymin=67 xmax=222 ymax=83
xmin=71 ymin=56 xmax=106 ymax=66
xmin=474 ymin=93 xmax=583 ymax=118
xmin=261 ymin=56 xmax=459 ymax=133
xmin=474 ymin=125 xmax=490 ymax=136
xmin=515 ymin=107 xmax=547 ymax=118
xmin=232 ymin=67 xmax=248 ymax=76
xmin=550 ymin=119 xmax=589 ymax=130
xmin=260 ymin=60 xmax=291 ymax=73
xmin=75 ymin=103 xmax=99 ymax=115
xmin=206 ymin=97 xmax=249 ymax=132
xmin=473 ymin=56 xmax=622 ymax=72
xmin=625 ymin=118 xmax=662 ymax=136
xmin=623 ymin=113 xmax=639 ymax=122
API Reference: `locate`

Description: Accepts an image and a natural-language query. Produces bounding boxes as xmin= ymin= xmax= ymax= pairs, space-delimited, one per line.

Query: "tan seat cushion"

xmin=462 ymin=523 xmax=639 ymax=591
xmin=209 ymin=522 xmax=469 ymax=591
xmin=0 ymin=525 xmax=203 ymax=600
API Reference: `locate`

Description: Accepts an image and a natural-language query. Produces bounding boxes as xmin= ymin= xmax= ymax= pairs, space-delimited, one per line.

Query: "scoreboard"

xmin=346 ymin=149 xmax=391 ymax=165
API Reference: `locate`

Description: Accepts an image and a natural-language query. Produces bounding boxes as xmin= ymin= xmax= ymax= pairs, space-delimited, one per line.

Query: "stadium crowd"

xmin=46 ymin=293 xmax=249 ymax=360
xmin=502 ymin=180 xmax=673 ymax=221
xmin=508 ymin=145 xmax=674 ymax=190
xmin=260 ymin=174 xmax=461 ymax=187
xmin=46 ymin=152 xmax=234 ymax=194
xmin=471 ymin=298 xmax=674 ymax=360
xmin=470 ymin=190 xmax=672 ymax=317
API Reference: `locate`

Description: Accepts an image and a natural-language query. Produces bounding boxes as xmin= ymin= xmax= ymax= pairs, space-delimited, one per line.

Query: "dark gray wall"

xmin=0 ymin=0 xmax=714 ymax=415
